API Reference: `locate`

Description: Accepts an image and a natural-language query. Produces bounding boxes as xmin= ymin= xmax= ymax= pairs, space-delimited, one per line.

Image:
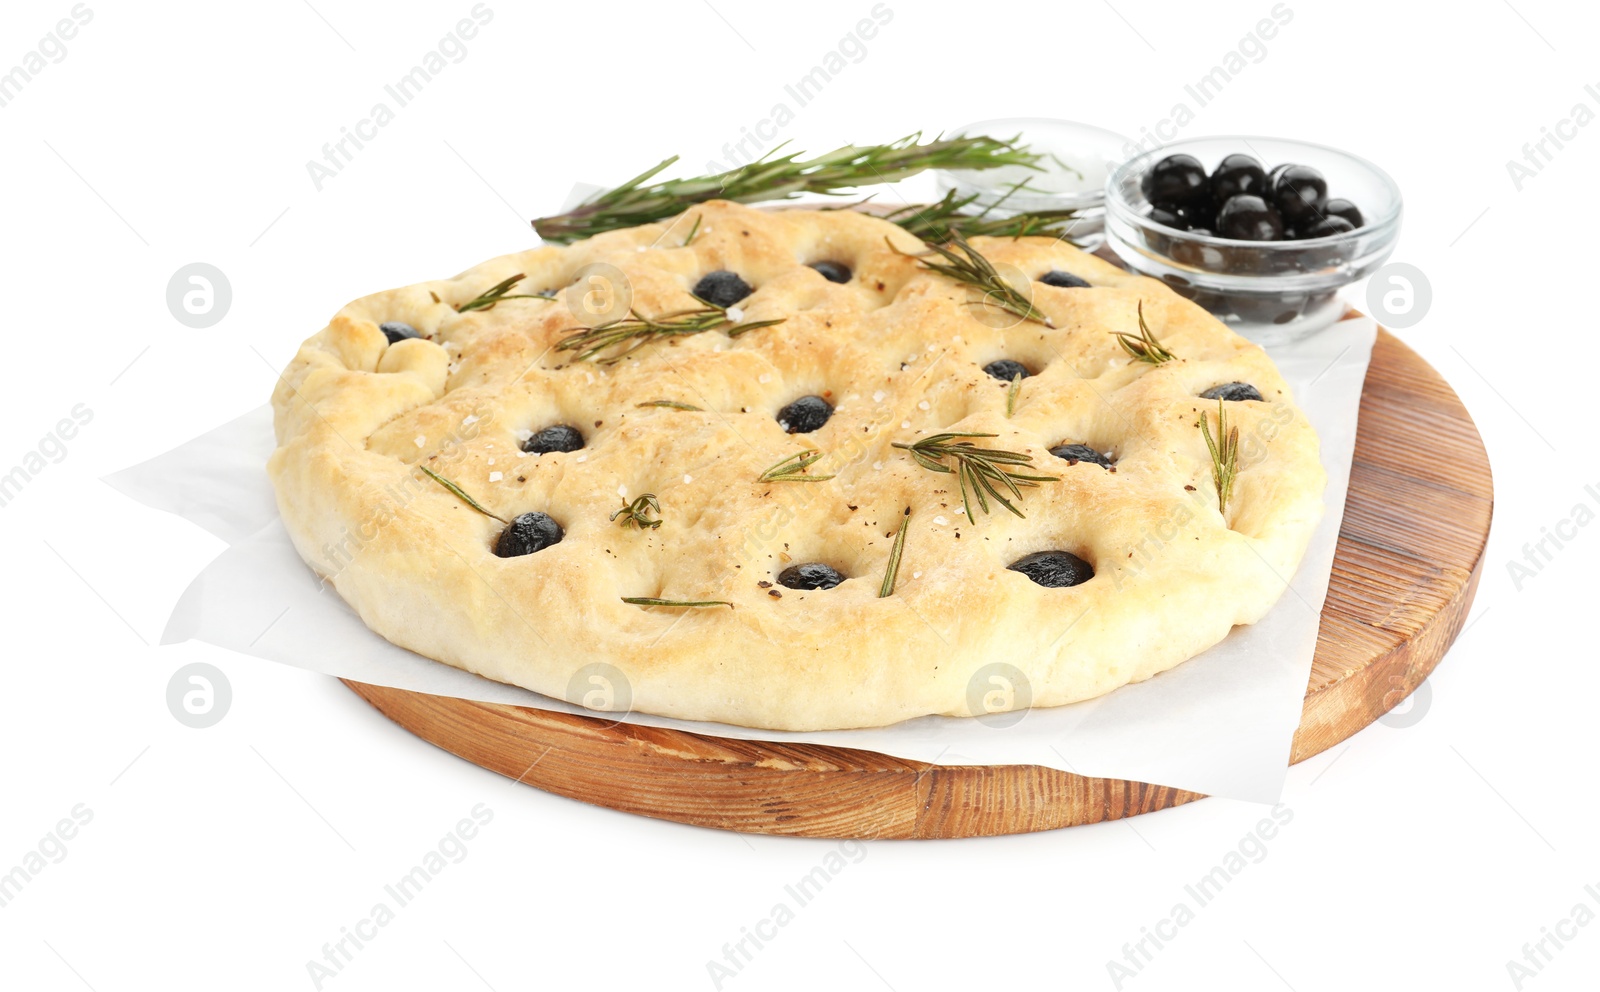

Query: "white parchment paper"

xmin=109 ymin=317 xmax=1376 ymax=803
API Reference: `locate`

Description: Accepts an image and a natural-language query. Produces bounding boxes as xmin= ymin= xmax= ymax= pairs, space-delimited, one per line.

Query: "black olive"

xmin=1140 ymin=154 xmax=1209 ymax=208
xmin=1216 ymin=195 xmax=1285 ymax=241
xmin=809 ymin=260 xmax=852 ymax=284
xmin=1270 ymin=165 xmax=1328 ymax=227
xmin=1048 ymin=443 xmax=1114 ymax=469
xmin=777 ymin=562 xmax=845 ymax=590
xmin=521 ymin=425 xmax=585 ymax=454
xmin=1148 ymin=206 xmax=1187 ymax=230
xmin=1209 ymin=153 xmax=1268 ymax=205
xmin=1295 ymin=215 xmax=1356 ymax=240
xmin=1322 ymin=198 xmax=1364 ymax=229
xmin=777 ymin=395 xmax=833 ymax=433
xmin=1200 ymin=382 xmax=1264 ymax=402
xmin=692 ymin=270 xmax=753 ymax=308
xmin=983 ymin=359 xmax=1031 ymax=382
xmin=1038 ymin=270 xmax=1090 ymax=289
xmin=494 ymin=512 xmax=564 ymax=557
xmin=1176 ymin=201 xmax=1216 ymax=232
xmin=380 ymin=321 xmax=420 ymax=344
xmin=1008 ymin=550 xmax=1094 ymax=588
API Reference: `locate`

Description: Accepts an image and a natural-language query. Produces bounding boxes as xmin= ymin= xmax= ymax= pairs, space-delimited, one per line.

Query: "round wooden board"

xmin=344 ymin=326 xmax=1492 ymax=838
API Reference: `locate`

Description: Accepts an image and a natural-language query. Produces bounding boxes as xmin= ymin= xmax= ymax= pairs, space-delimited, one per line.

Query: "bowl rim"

xmin=938 ymin=117 xmax=1134 ymax=206
xmin=1105 ymin=134 xmax=1403 ymax=249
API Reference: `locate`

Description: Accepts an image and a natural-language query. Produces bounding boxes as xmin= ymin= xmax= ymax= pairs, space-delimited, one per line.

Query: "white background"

xmin=2 ymin=0 xmax=1597 ymax=989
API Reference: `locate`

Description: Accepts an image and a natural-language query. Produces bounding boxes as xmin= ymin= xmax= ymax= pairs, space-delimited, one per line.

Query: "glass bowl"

xmin=934 ymin=117 xmax=1133 ymax=249
xmin=1104 ymin=136 xmax=1402 ymax=345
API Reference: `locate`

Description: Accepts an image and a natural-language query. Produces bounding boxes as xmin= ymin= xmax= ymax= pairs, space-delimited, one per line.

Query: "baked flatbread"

xmin=268 ymin=200 xmax=1323 ymax=731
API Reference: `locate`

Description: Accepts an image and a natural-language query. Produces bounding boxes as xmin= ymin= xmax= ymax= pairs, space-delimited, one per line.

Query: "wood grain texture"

xmin=344 ymin=327 xmax=1492 ymax=838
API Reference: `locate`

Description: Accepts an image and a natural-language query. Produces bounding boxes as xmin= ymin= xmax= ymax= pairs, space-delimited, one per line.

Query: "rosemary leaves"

xmin=892 ymin=433 xmax=1057 ymax=524
xmin=1198 ymin=398 xmax=1240 ymax=513
xmin=532 ymin=133 xmax=1041 ymax=242
xmin=758 ymin=450 xmax=835 ymax=483
xmin=417 ymin=464 xmax=506 ymax=522
xmin=879 ymin=507 xmax=911 ymax=598
xmin=555 ymin=304 xmax=784 ymax=364
xmin=894 ymin=232 xmax=1052 ymax=327
xmin=1113 ymin=301 xmax=1177 ymax=364
xmin=454 ymin=274 xmax=555 ymax=313
xmin=611 ymin=493 xmax=662 ymax=530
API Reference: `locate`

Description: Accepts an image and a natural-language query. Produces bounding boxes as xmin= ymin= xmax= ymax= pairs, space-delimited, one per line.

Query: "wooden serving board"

xmin=345 ymin=326 xmax=1492 ymax=838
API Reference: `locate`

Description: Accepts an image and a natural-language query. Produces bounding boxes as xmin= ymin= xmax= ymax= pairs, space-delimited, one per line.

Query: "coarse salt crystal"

xmin=901 ymin=420 xmax=911 ymax=429
xmin=683 ymin=474 xmax=693 ymax=484
xmin=726 ymin=306 xmax=744 ymax=322
xmin=413 ymin=435 xmax=426 ymax=448
xmin=933 ymin=515 xmax=949 ymax=526
xmin=617 ymin=484 xmax=628 ymax=497
xmin=758 ymin=373 xmax=772 ymax=384
xmin=462 ymin=414 xmax=479 ymax=426
xmin=872 ymin=461 xmax=883 ymax=470
xmin=872 ymin=390 xmax=887 ymax=402
xmin=917 ymin=400 xmax=930 ymax=410
xmin=486 ymin=457 xmax=495 ymax=465
xmin=488 ymin=471 xmax=502 ymax=482
xmin=912 ymin=571 xmax=923 ymax=579
xmin=576 ymin=455 xmax=587 ymax=462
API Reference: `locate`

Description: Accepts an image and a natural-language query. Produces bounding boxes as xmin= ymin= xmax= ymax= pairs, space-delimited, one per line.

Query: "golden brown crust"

xmin=268 ymin=201 xmax=1324 ymax=730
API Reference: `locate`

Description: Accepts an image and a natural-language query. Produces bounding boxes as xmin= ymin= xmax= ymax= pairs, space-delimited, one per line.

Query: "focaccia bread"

xmin=268 ymin=200 xmax=1324 ymax=731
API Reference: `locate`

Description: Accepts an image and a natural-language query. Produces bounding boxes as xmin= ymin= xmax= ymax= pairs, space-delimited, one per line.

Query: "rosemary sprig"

xmin=879 ymin=507 xmax=911 ymax=598
xmin=417 ymin=464 xmax=507 ymax=523
xmin=637 ymin=400 xmax=703 ymax=411
xmin=883 ymin=185 xmax=1082 ymax=243
xmin=758 ymin=449 xmax=835 ymax=483
xmin=532 ymin=133 xmax=1042 ymax=242
xmin=1114 ymin=301 xmax=1177 ymax=364
xmin=893 ymin=231 xmax=1052 ymax=328
xmin=892 ymin=432 xmax=1058 ymax=524
xmin=1198 ymin=398 xmax=1240 ymax=513
xmin=1047 ymin=152 xmax=1085 ymax=182
xmin=622 ymin=597 xmax=733 ymax=609
xmin=681 ymin=214 xmax=702 ymax=246
xmin=454 ymin=274 xmax=556 ymax=313
xmin=610 ymin=493 xmax=662 ymax=530
xmin=555 ymin=304 xmax=784 ymax=364
xmin=1005 ymin=372 xmax=1023 ymax=418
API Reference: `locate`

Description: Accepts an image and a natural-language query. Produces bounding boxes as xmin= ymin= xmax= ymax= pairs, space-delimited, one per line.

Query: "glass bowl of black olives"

xmin=1104 ymin=137 xmax=1401 ymax=344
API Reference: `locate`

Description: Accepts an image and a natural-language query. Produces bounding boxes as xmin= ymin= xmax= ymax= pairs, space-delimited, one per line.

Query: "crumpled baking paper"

xmin=109 ymin=317 xmax=1377 ymax=803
